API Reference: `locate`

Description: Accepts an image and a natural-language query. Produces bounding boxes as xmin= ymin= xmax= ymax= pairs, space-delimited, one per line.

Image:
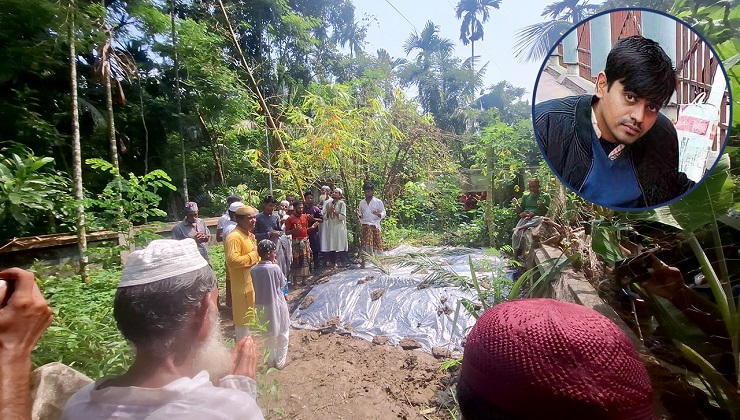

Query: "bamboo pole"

xmin=214 ymin=0 xmax=303 ymax=194
xmin=171 ymin=0 xmax=188 ymax=202
xmin=486 ymin=144 xmax=495 ymax=247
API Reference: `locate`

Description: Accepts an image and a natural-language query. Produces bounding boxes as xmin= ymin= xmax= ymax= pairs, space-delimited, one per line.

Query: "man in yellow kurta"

xmin=225 ymin=205 xmax=261 ymax=341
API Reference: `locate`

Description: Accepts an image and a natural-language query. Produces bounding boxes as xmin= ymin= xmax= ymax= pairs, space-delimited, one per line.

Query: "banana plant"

xmin=0 ymin=150 xmax=70 ymax=237
xmin=624 ymin=153 xmax=739 ymax=406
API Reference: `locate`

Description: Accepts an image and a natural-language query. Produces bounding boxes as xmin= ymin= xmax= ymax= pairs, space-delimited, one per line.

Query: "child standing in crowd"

xmin=251 ymin=240 xmax=290 ymax=370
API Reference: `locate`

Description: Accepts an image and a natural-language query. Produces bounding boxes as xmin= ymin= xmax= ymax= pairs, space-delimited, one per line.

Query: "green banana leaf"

xmin=625 ymin=154 xmax=734 ymax=232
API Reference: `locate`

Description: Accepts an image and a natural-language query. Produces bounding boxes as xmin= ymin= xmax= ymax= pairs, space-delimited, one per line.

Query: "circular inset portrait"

xmin=532 ymin=8 xmax=731 ymax=211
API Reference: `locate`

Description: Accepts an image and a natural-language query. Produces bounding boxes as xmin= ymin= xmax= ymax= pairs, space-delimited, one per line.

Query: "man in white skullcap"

xmin=217 ymin=195 xmax=242 ymax=242
xmin=321 ymin=187 xmax=349 ymax=267
xmin=172 ymin=202 xmax=210 ymax=261
xmin=318 ymin=185 xmax=331 ymax=208
xmin=222 ymin=201 xmax=245 ymax=239
xmin=62 ymin=239 xmax=264 ymax=420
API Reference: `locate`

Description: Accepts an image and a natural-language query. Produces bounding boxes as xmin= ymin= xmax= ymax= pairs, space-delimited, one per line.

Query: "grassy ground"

xmin=32 ymin=264 xmax=132 ymax=378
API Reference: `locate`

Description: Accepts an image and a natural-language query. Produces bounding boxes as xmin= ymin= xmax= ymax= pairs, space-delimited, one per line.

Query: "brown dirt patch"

xmin=264 ymin=329 xmax=453 ymax=419
xmin=220 ymin=266 xmax=456 ymax=419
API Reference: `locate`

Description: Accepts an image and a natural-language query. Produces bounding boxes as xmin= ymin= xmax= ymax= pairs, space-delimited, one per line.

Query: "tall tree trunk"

xmin=138 ymin=76 xmax=149 ymax=174
xmin=104 ymin=61 xmax=119 ymax=174
xmin=486 ymin=145 xmax=495 ymax=247
xmin=101 ymin=0 xmax=123 ymax=213
xmin=171 ymin=0 xmax=188 ymax=202
xmin=69 ymin=0 xmax=88 ymax=281
xmin=103 ymin=53 xmax=124 ymax=211
xmin=470 ymin=21 xmax=475 ymax=73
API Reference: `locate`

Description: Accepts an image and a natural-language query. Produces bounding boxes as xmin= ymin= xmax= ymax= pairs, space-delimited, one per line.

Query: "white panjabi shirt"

xmin=358 ymin=196 xmax=386 ymax=230
xmin=61 ymin=370 xmax=264 ymax=420
xmin=222 ymin=220 xmax=238 ymax=238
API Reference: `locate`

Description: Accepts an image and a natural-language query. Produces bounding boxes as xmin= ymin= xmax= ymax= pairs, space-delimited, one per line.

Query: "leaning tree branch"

xmin=214 ymin=0 xmax=303 ymax=194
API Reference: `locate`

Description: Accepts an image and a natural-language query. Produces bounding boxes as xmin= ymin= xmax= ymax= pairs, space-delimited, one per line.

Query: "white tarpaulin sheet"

xmin=291 ymin=246 xmax=510 ymax=354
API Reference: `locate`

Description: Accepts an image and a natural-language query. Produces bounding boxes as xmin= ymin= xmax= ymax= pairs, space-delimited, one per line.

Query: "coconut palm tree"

xmin=512 ymin=0 xmax=599 ymax=63
xmin=403 ymin=21 xmax=454 ymax=70
xmin=400 ymin=22 xmax=454 ymax=116
xmin=67 ymin=0 xmax=88 ymax=280
xmin=337 ymin=19 xmax=367 ymax=58
xmin=455 ymin=0 xmax=501 ymax=73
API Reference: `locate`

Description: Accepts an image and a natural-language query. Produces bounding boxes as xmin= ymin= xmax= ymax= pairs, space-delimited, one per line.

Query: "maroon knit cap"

xmin=460 ymin=298 xmax=653 ymax=419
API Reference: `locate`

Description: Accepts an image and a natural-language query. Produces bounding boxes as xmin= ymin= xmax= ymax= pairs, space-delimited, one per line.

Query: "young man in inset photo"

xmin=535 ymin=35 xmax=694 ymax=209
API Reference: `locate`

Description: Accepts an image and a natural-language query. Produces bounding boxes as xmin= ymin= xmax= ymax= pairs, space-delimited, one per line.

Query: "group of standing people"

xmin=174 ymin=195 xmax=290 ymax=369
xmin=170 ymin=183 xmax=387 ymax=370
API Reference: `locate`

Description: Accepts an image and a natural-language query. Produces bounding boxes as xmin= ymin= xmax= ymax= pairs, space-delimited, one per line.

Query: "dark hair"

xmin=604 ymin=35 xmax=676 ymax=107
xmin=363 ymin=183 xmax=375 ymax=191
xmin=303 ymin=191 xmax=314 ymax=198
xmin=263 ymin=195 xmax=278 ymax=204
xmin=257 ymin=239 xmax=277 ymax=258
xmin=293 ymin=200 xmax=304 ymax=209
xmin=456 ymin=376 xmax=513 ymax=420
xmin=113 ymin=266 xmax=217 ymax=360
xmin=226 ymin=195 xmax=242 ymax=205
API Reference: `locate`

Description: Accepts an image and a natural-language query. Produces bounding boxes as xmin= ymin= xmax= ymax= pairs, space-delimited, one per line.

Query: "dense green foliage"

xmin=32 ymin=264 xmax=132 ymax=378
xmin=0 ymin=0 xmax=539 ymax=248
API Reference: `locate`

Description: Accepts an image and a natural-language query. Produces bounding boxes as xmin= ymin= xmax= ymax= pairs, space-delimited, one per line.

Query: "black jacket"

xmin=534 ymin=95 xmax=694 ymax=208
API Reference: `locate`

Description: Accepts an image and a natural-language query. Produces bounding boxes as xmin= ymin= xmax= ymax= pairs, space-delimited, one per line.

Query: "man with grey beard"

xmin=61 ymin=239 xmax=264 ymax=419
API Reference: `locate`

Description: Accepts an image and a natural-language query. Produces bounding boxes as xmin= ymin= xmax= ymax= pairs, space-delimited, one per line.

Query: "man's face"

xmin=594 ymin=74 xmax=662 ymax=145
xmin=304 ymin=195 xmax=314 ymax=205
xmin=528 ymin=181 xmax=540 ymax=194
xmin=332 ymin=190 xmax=341 ymax=199
xmin=264 ymin=202 xmax=275 ymax=214
xmin=236 ymin=212 xmax=257 ymax=231
xmin=364 ymin=189 xmax=373 ymax=200
xmin=186 ymin=211 xmax=198 ymax=223
xmin=294 ymin=203 xmax=304 ymax=214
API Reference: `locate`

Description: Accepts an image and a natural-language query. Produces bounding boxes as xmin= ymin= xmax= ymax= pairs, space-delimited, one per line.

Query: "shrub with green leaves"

xmin=0 ymin=147 xmax=73 ymax=240
xmin=85 ymin=158 xmax=176 ymax=232
xmin=488 ymin=205 xmax=517 ymax=247
xmin=32 ymin=265 xmax=132 ymax=378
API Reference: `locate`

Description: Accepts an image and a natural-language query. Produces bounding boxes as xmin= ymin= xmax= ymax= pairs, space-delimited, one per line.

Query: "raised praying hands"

xmin=229 ymin=336 xmax=258 ymax=380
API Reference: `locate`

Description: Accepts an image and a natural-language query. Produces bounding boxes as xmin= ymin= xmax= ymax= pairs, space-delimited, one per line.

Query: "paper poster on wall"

xmin=676 ymin=96 xmax=719 ymax=183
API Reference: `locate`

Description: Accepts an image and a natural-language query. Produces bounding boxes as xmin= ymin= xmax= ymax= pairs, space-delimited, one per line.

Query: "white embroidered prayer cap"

xmin=228 ymin=201 xmax=245 ymax=212
xmin=119 ymin=238 xmax=209 ymax=288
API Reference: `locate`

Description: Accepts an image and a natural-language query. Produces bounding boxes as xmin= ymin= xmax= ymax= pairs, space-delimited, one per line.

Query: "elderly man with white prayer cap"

xmin=62 ymin=239 xmax=264 ymax=420
xmin=320 ymin=187 xmax=349 ymax=267
xmin=172 ymin=201 xmax=211 ymax=261
xmin=318 ymin=185 xmax=331 ymax=208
